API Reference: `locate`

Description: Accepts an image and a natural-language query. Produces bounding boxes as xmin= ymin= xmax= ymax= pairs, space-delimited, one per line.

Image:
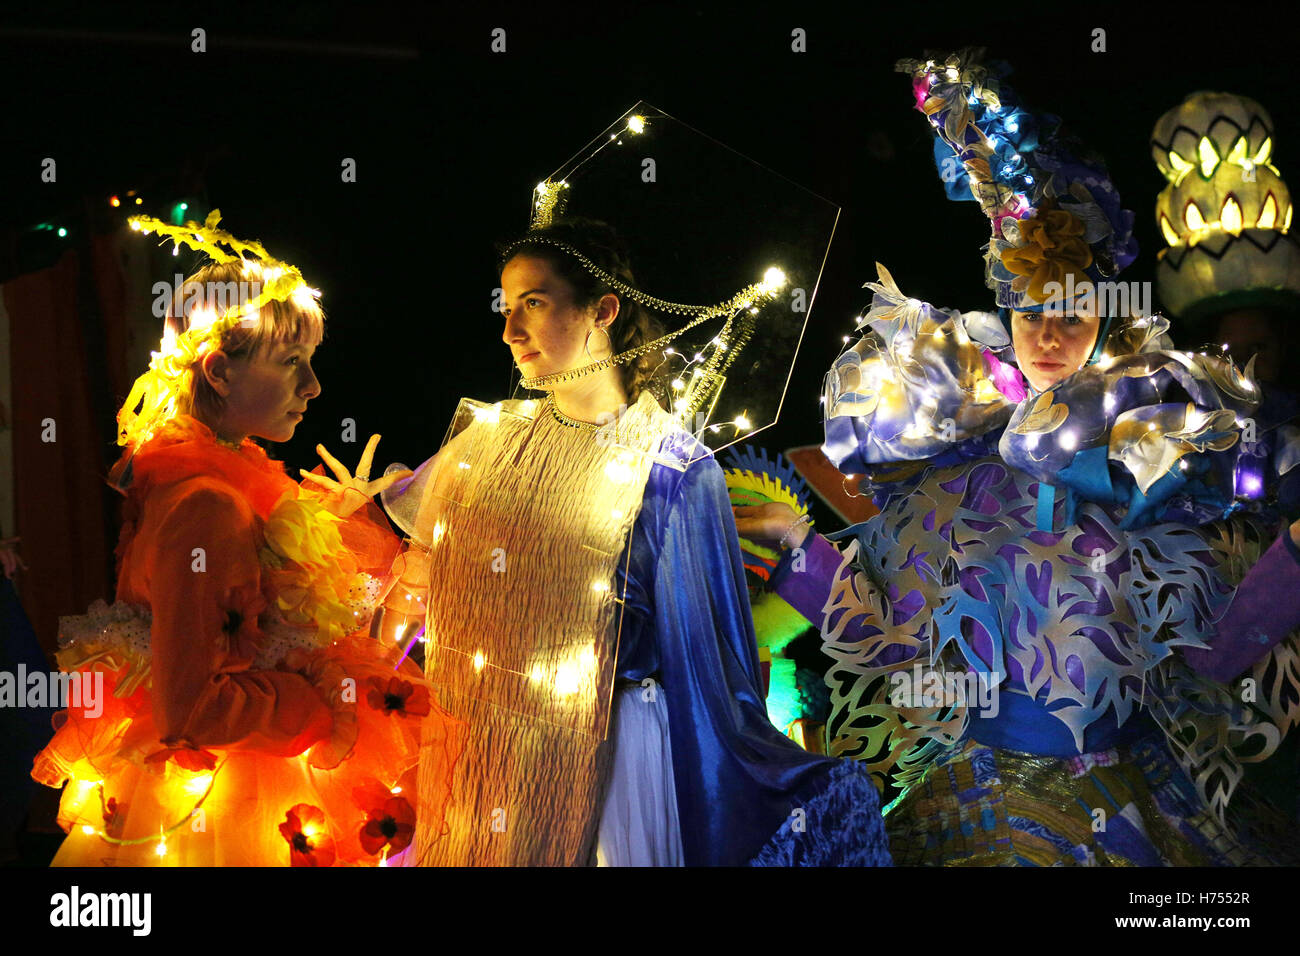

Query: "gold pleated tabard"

xmin=404 ymin=392 xmax=674 ymax=866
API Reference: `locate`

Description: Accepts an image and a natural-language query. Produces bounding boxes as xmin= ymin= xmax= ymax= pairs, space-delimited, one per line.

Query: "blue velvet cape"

xmin=615 ymin=431 xmax=890 ymax=866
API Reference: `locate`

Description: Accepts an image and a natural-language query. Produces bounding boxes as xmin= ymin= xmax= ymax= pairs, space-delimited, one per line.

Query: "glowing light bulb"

xmin=1059 ymin=430 xmax=1078 ymax=451
xmin=472 ymin=650 xmax=486 ymax=672
xmin=761 ymin=266 xmax=786 ymax=290
xmin=390 ymin=786 xmax=402 ymax=794
xmin=605 ymin=458 xmax=634 ymax=483
xmin=530 ymin=664 xmax=543 ymax=682
xmin=430 ymin=520 xmax=446 ymax=544
xmin=672 ymin=378 xmax=685 ymax=390
xmin=291 ymin=285 xmax=321 ymax=309
xmin=591 ymin=580 xmax=611 ymax=593
xmin=110 ymin=196 xmax=120 ymax=207
xmin=155 ymin=839 xmax=167 ymax=858
xmin=457 ymin=461 xmax=470 ymax=470
xmin=627 ymin=115 xmax=646 ymax=134
xmin=82 ymin=825 xmax=96 ymax=835
xmin=611 ymin=509 xmax=624 ymax=520
xmin=184 ymin=774 xmax=213 ymax=796
xmin=734 ymin=414 xmax=751 ymax=431
xmin=129 ymin=220 xmax=142 ymax=231
xmin=554 ymin=663 xmax=580 ymax=696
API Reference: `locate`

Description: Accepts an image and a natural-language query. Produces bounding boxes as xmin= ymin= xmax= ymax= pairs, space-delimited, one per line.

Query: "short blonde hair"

xmin=167 ymin=260 xmax=325 ymax=425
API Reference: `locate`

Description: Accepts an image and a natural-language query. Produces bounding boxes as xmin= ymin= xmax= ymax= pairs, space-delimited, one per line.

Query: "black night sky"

xmin=4 ymin=3 xmax=1293 ymax=480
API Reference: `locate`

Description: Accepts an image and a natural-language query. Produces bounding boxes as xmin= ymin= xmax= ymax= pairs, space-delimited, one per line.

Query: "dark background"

xmin=2 ymin=2 xmax=1288 ymax=479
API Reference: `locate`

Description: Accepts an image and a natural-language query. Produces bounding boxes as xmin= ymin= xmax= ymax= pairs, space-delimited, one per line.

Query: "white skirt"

xmin=595 ymin=683 xmax=684 ymax=867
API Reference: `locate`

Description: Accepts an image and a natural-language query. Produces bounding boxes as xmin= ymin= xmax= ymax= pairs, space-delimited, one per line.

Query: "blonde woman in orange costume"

xmin=31 ymin=214 xmax=462 ymax=866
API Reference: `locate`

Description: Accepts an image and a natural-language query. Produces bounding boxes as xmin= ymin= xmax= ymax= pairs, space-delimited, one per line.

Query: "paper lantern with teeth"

xmin=1152 ymin=92 xmax=1300 ymax=325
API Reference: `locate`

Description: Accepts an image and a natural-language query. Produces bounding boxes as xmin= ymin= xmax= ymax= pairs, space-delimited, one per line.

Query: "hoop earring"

xmin=585 ymin=325 xmax=614 ymax=361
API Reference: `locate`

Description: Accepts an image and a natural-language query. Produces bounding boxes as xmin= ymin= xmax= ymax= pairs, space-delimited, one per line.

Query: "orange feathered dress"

xmin=31 ymin=417 xmax=462 ymax=866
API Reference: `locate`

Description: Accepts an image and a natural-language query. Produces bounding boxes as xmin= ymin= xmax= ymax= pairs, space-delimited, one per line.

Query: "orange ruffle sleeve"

xmin=119 ymin=475 xmax=333 ymax=757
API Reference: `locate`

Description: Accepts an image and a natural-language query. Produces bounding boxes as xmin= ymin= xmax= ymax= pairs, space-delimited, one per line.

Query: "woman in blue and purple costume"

xmin=737 ymin=51 xmax=1300 ymax=865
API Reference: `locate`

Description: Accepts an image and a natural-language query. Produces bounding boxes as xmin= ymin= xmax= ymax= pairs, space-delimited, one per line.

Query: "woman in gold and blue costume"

xmin=738 ymin=52 xmax=1300 ymax=865
xmin=380 ymin=107 xmax=892 ymax=866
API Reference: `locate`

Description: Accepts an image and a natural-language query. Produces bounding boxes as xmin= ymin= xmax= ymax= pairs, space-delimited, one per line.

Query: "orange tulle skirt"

xmin=33 ymin=635 xmax=462 ymax=867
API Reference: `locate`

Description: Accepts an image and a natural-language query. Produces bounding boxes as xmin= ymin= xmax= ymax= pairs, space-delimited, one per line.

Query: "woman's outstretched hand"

xmin=300 ymin=434 xmax=414 ymax=519
xmin=732 ymin=502 xmax=810 ymax=551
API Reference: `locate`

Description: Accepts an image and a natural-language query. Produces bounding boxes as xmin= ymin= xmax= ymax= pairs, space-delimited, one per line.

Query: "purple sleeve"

xmin=768 ymin=532 xmax=845 ymax=626
xmin=1183 ymin=530 xmax=1300 ymax=682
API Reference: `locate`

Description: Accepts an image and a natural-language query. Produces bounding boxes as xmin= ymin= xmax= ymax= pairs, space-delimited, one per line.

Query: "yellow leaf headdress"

xmin=117 ymin=210 xmax=321 ymax=448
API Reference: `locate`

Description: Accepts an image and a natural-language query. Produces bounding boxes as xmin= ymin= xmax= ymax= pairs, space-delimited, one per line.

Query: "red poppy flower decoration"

xmin=366 ymin=677 xmax=431 ymax=718
xmin=359 ymin=795 xmax=417 ymax=856
xmin=278 ymin=804 xmax=336 ymax=867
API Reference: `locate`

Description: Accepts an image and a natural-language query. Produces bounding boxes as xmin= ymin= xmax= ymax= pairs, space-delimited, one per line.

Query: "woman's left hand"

xmin=300 ymin=434 xmax=413 ymax=518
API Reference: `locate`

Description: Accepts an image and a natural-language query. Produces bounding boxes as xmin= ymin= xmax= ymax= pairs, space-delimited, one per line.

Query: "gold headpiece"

xmin=504 ymin=231 xmax=786 ymax=420
xmin=117 ymin=211 xmax=321 ymax=448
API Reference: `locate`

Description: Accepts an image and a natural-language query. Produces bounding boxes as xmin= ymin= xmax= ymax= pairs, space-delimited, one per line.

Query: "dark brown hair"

xmin=499 ymin=218 xmax=665 ymax=403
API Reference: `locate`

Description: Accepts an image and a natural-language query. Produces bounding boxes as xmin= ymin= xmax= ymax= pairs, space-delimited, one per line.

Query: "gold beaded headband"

xmin=501 ymin=234 xmax=786 ymax=395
